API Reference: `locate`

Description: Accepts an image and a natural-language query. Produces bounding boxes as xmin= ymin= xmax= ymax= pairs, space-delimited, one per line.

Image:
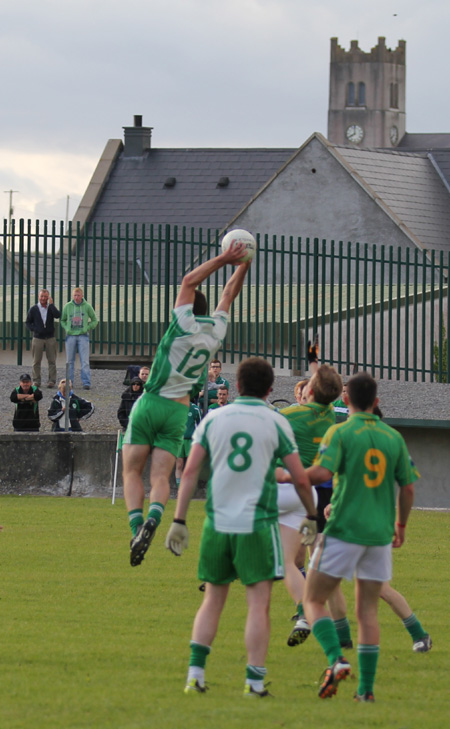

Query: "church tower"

xmin=327 ymin=37 xmax=406 ymax=148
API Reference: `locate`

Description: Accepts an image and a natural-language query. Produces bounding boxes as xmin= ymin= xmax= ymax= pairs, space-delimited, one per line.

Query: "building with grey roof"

xmin=71 ymin=36 xmax=450 ymax=257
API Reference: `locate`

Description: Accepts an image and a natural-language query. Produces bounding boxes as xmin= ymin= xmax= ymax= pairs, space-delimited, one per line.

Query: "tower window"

xmin=358 ymin=82 xmax=366 ymax=106
xmin=390 ymin=82 xmax=399 ymax=108
xmin=347 ymin=82 xmax=355 ymax=106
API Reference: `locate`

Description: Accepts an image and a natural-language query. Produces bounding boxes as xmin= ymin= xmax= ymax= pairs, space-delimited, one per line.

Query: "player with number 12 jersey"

xmin=144 ymin=305 xmax=228 ymax=399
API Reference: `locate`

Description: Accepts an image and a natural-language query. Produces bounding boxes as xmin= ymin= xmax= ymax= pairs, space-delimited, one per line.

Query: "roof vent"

xmin=164 ymin=177 xmax=177 ymax=188
xmin=217 ymin=176 xmax=230 ymax=188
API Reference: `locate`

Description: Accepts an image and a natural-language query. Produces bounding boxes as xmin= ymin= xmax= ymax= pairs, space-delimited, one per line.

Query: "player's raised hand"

xmin=165 ymin=520 xmax=189 ymax=556
xmin=307 ymin=333 xmax=319 ymax=364
xmin=221 ymin=240 xmax=249 ymax=264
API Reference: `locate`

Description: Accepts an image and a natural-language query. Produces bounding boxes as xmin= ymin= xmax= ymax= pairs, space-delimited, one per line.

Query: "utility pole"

xmin=3 ymin=190 xmax=19 ymax=250
xmin=65 ymin=194 xmax=70 ymax=230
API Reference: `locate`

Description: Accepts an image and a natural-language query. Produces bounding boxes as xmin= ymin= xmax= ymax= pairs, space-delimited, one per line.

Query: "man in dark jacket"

xmin=10 ymin=374 xmax=43 ymax=432
xmin=48 ymin=378 xmax=94 ymax=432
xmin=117 ymin=377 xmax=144 ymax=431
xmin=26 ymin=289 xmax=60 ymax=388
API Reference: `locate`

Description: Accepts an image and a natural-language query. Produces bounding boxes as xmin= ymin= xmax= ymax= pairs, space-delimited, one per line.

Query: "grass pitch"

xmin=0 ymin=497 xmax=446 ymax=729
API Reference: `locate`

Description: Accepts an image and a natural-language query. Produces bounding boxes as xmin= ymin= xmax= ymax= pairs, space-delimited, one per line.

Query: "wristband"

xmin=396 ymin=522 xmax=406 ymax=528
xmin=306 ymin=514 xmax=319 ymax=521
xmin=173 ymin=518 xmax=186 ymax=525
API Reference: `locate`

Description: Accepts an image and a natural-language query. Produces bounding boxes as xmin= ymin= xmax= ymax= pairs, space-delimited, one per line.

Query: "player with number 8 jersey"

xmin=196 ymin=399 xmax=301 ymax=534
xmin=165 ymin=357 xmax=317 ymax=696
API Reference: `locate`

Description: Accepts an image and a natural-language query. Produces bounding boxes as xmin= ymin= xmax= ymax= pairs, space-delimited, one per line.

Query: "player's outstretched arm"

xmin=174 ymin=443 xmax=207 ymax=520
xmin=307 ymin=464 xmax=333 ymax=486
xmin=393 ymin=482 xmax=414 ymax=548
xmin=165 ymin=443 xmax=207 ymax=556
xmin=283 ymin=452 xmax=316 ymax=517
xmin=215 ymin=260 xmax=251 ymax=314
xmin=175 ymin=242 xmax=248 ymax=308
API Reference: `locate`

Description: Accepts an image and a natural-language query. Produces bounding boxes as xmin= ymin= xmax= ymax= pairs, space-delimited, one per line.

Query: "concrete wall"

xmin=389 ymin=423 xmax=450 ymax=509
xmin=0 ymin=426 xmax=449 ymax=508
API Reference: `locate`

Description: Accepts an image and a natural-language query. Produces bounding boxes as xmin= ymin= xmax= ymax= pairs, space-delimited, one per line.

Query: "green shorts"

xmin=124 ymin=392 xmax=188 ymax=457
xmin=197 ymin=518 xmax=284 ymax=585
xmin=177 ymin=438 xmax=192 ymax=459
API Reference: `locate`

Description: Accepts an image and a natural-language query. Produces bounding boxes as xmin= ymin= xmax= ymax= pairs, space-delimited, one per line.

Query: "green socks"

xmin=245 ymin=664 xmax=267 ymax=692
xmin=148 ymin=502 xmax=165 ymax=526
xmin=296 ymin=602 xmax=305 ymax=618
xmin=403 ymin=613 xmax=428 ymax=642
xmin=357 ymin=644 xmax=379 ymax=695
xmin=334 ymin=616 xmax=352 ymax=645
xmin=312 ymin=617 xmax=342 ymax=665
xmin=187 ymin=642 xmax=211 ymax=687
xmin=189 ymin=641 xmax=211 ymax=668
xmin=128 ymin=502 xmax=165 ymax=536
xmin=128 ymin=509 xmax=144 ymax=536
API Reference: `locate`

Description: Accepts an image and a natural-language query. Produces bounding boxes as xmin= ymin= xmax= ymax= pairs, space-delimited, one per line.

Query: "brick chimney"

xmin=123 ymin=115 xmax=153 ymax=157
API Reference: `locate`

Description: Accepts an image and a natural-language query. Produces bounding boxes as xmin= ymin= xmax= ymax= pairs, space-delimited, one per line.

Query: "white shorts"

xmin=309 ymin=534 xmax=392 ymax=582
xmin=277 ymin=483 xmax=318 ymax=531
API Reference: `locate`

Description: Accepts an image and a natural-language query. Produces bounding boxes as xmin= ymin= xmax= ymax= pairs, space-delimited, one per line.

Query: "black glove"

xmin=307 ymin=334 xmax=319 ymax=364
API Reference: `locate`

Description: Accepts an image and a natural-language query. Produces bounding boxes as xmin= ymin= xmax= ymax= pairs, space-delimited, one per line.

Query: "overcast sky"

xmin=1 ymin=0 xmax=448 ymax=224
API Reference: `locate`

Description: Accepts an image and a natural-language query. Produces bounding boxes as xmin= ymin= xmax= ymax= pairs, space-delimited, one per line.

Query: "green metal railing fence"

xmin=1 ymin=220 xmax=449 ymax=382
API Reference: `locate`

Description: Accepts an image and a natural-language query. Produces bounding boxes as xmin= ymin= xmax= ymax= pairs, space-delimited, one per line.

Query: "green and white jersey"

xmin=279 ymin=402 xmax=336 ymax=468
xmin=193 ymin=396 xmax=298 ymax=534
xmin=145 ymin=304 xmax=228 ymax=399
xmin=316 ymin=412 xmax=420 ymax=546
xmin=332 ymin=398 xmax=349 ymax=423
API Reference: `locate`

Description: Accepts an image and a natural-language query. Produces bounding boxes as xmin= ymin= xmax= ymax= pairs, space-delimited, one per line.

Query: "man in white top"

xmin=165 ymin=357 xmax=318 ymax=697
xmin=123 ymin=242 xmax=251 ymax=566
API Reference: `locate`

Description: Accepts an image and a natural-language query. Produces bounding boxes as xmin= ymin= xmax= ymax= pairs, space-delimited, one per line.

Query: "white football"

xmin=221 ymin=229 xmax=256 ymax=262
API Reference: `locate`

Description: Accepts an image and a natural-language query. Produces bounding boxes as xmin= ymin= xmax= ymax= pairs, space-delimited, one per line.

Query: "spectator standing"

xmin=61 ymin=287 xmax=98 ymax=391
xmin=117 ymin=377 xmax=144 ymax=432
xmin=25 ymin=289 xmax=60 ymax=388
xmin=207 ymin=359 xmax=230 ymax=405
xmin=48 ymin=378 xmax=95 ymax=432
xmin=10 ymin=374 xmax=43 ymax=432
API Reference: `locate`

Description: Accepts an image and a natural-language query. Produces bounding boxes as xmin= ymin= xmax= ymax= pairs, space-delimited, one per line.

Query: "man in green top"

xmin=208 ymin=385 xmax=230 ymax=409
xmin=276 ymin=364 xmax=342 ymax=647
xmin=123 ymin=242 xmax=251 ymax=567
xmin=61 ymin=287 xmax=98 ymax=390
xmin=303 ymin=372 xmax=418 ymax=702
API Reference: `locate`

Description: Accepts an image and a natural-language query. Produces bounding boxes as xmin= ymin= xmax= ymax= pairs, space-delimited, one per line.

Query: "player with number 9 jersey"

xmin=315 ymin=413 xmax=420 ymax=546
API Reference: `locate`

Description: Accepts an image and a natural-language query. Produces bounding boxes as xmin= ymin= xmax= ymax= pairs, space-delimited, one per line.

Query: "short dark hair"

xmin=346 ymin=372 xmax=377 ymax=411
xmin=193 ymin=290 xmax=208 ymax=315
xmin=20 ymin=374 xmax=32 ymax=382
xmin=237 ymin=358 xmax=274 ymax=398
xmin=217 ymin=385 xmax=228 ymax=393
xmin=311 ymin=364 xmax=342 ymax=405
